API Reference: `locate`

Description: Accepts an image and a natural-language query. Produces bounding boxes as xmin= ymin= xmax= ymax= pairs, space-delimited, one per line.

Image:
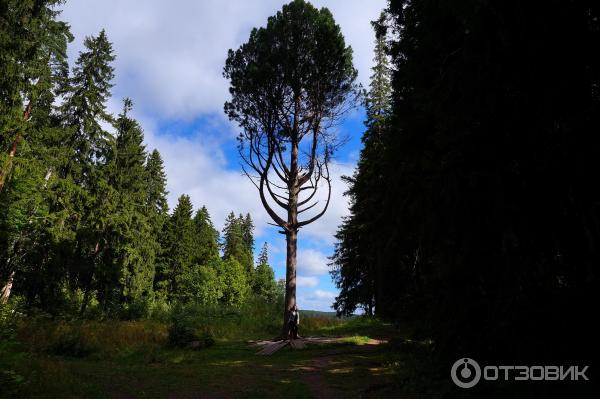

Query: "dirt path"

xmin=297 ymin=339 xmax=389 ymax=398
xmin=300 ymin=355 xmax=343 ymax=399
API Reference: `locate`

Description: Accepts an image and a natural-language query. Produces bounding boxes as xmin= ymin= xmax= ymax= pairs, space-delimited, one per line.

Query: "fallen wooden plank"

xmin=256 ymin=340 xmax=289 ymax=355
xmin=289 ymin=339 xmax=306 ymax=349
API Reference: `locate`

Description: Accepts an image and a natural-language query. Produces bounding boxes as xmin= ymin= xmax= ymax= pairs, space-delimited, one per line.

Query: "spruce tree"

xmin=56 ymin=29 xmax=116 ymax=313
xmin=111 ymin=99 xmax=155 ymax=307
xmin=145 ymin=149 xmax=169 ymax=219
xmin=222 ymin=212 xmax=253 ymax=277
xmin=60 ymin=29 xmax=115 ymax=183
xmin=163 ymin=194 xmax=195 ymax=297
xmin=192 ymin=206 xmax=219 ymax=266
xmin=240 ymin=213 xmax=255 ymax=253
xmin=331 ymin=12 xmax=392 ymax=316
xmin=0 ymin=0 xmax=72 ymax=305
xmin=253 ymin=243 xmax=278 ymax=302
xmin=0 ymin=0 xmax=72 ymax=193
xmin=145 ymin=149 xmax=170 ymax=299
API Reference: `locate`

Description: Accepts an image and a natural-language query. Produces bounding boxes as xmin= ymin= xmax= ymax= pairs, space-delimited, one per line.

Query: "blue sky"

xmin=60 ymin=0 xmax=386 ymax=311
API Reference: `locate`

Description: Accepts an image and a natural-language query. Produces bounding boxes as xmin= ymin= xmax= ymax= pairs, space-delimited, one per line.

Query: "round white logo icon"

xmin=451 ymin=358 xmax=481 ymax=388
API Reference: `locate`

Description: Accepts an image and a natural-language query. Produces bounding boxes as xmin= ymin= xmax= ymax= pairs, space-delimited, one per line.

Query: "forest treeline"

xmin=0 ymin=1 xmax=279 ymax=318
xmin=332 ymin=0 xmax=600 ymax=363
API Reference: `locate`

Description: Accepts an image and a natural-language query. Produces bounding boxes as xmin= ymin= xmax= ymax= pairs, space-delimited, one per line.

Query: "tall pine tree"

xmin=160 ymin=194 xmax=194 ymax=298
xmin=0 ymin=0 xmax=72 ymax=305
xmin=222 ymin=212 xmax=253 ymax=277
xmin=110 ymin=99 xmax=155 ymax=307
xmin=331 ymin=12 xmax=392 ymax=316
xmin=253 ymin=243 xmax=278 ymax=302
xmin=57 ymin=29 xmax=116 ymax=313
xmin=192 ymin=206 xmax=219 ymax=266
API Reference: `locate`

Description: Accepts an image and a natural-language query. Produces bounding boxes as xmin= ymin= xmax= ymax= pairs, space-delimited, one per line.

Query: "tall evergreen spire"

xmin=145 ymin=149 xmax=169 ymax=217
xmin=60 ymin=29 xmax=115 ymax=179
xmin=192 ymin=205 xmax=219 ymax=266
xmin=111 ymin=98 xmax=155 ymax=304
xmin=365 ymin=12 xmax=392 ymax=136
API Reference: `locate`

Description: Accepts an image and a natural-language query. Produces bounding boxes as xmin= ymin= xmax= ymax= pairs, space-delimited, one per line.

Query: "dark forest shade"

xmin=331 ymin=0 xmax=600 ymax=367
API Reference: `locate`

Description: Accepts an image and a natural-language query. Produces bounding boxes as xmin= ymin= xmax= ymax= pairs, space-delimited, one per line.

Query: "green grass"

xmin=1 ymin=315 xmax=415 ymax=398
xmin=10 ymin=343 xmax=405 ymax=398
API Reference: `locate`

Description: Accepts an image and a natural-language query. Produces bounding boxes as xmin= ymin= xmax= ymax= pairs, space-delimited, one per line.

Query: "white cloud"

xmin=298 ymin=289 xmax=338 ymax=311
xmin=60 ymin=0 xmax=386 ymax=119
xmin=297 ymin=276 xmax=319 ymax=288
xmin=297 ymin=248 xmax=330 ymax=276
xmin=309 ymin=289 xmax=337 ymax=300
xmin=60 ymin=0 xmax=379 ymax=243
xmin=142 ymin=121 xmax=269 ymax=234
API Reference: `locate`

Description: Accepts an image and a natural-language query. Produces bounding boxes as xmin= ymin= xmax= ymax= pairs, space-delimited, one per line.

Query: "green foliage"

xmin=168 ymin=305 xmax=215 ymax=349
xmin=110 ymin=99 xmax=156 ymax=305
xmin=252 ymin=243 xmax=278 ymax=302
xmin=221 ymin=212 xmax=254 ymax=277
xmin=219 ymin=256 xmax=250 ymax=307
xmin=191 ymin=206 xmax=219 ymax=266
xmin=224 ymin=0 xmax=358 ymax=134
xmin=1 ymin=7 xmax=262 ymax=320
xmin=0 ymin=299 xmax=26 ymax=394
xmin=0 ymin=0 xmax=72 ymax=144
xmin=159 ymin=194 xmax=195 ymax=298
xmin=178 ymin=261 xmax=223 ymax=305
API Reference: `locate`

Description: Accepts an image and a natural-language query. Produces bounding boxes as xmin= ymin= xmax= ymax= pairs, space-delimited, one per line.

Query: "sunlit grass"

xmin=338 ymin=335 xmax=371 ymax=345
xmin=2 ymin=311 xmax=406 ymax=398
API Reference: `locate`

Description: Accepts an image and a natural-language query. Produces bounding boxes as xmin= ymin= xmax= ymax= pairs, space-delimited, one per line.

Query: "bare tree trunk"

xmin=282 ymin=229 xmax=298 ymax=338
xmin=0 ymin=271 xmax=15 ymax=304
xmin=80 ymin=241 xmax=101 ymax=316
xmin=0 ymin=102 xmax=32 ymax=193
xmin=0 ymin=135 xmax=22 ymax=193
xmin=281 ymin=129 xmax=300 ymax=338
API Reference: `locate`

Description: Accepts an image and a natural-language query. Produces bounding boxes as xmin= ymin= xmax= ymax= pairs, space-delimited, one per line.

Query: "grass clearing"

xmin=1 ymin=314 xmax=417 ymax=398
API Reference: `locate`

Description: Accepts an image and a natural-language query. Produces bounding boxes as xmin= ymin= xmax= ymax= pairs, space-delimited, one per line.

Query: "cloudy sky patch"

xmin=60 ymin=0 xmax=386 ymax=311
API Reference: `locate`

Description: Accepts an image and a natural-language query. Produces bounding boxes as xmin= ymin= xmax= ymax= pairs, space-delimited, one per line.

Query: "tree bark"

xmin=281 ymin=122 xmax=300 ymax=338
xmin=80 ymin=240 xmax=101 ymax=316
xmin=0 ymin=102 xmax=32 ymax=193
xmin=0 ymin=271 xmax=15 ymax=304
xmin=282 ymin=229 xmax=298 ymax=338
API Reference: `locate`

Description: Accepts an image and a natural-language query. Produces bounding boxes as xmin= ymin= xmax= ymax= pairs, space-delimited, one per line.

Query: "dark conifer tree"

xmin=110 ymin=99 xmax=155 ymax=306
xmin=222 ymin=212 xmax=253 ymax=276
xmin=0 ymin=0 xmax=72 ymax=305
xmin=253 ymin=243 xmax=278 ymax=302
xmin=162 ymin=194 xmax=194 ymax=297
xmin=192 ymin=206 xmax=219 ymax=266
xmin=145 ymin=149 xmax=170 ymax=298
xmin=145 ymin=149 xmax=169 ymax=219
xmin=240 ymin=213 xmax=255 ymax=253
xmin=331 ymin=11 xmax=392 ymax=316
xmin=0 ymin=0 xmax=72 ymax=193
xmin=56 ymin=29 xmax=116 ymax=313
xmin=369 ymin=0 xmax=600 ymax=368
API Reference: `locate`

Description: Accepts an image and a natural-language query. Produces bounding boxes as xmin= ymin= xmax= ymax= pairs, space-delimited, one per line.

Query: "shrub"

xmin=120 ymin=297 xmax=152 ymax=320
xmin=47 ymin=325 xmax=97 ymax=357
xmin=168 ymin=321 xmax=198 ymax=347
xmin=0 ymin=298 xmax=26 ymax=396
